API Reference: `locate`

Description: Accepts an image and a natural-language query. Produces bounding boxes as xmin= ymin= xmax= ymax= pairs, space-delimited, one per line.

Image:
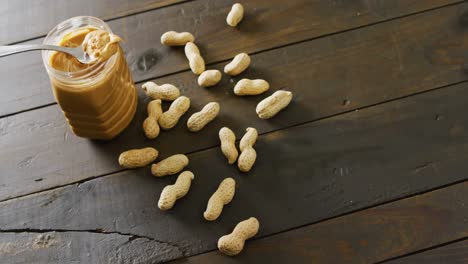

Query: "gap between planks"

xmin=377 ymin=236 xmax=468 ymax=263
xmin=0 ymin=228 xmax=187 ymax=256
xmin=0 ymin=0 xmax=464 ymax=120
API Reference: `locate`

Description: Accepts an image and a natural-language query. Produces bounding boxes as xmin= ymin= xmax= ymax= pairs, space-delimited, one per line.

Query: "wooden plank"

xmin=0 ymin=231 xmax=183 ymax=263
xmin=172 ymin=182 xmax=468 ymax=264
xmin=1 ymin=2 xmax=467 ymax=200
xmin=0 ymin=0 xmax=188 ymax=45
xmin=1 ymin=81 xmax=468 ymax=261
xmin=0 ymin=0 xmax=460 ymax=116
xmin=384 ymin=239 xmax=468 ymax=264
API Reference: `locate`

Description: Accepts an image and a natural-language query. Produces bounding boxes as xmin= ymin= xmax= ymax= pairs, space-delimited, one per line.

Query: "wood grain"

xmin=0 ymin=0 xmax=188 ymax=45
xmin=0 ymin=0 xmax=461 ymax=116
xmin=172 ymin=182 xmax=468 ymax=264
xmin=1 ymin=2 xmax=468 ymax=201
xmin=1 ymin=81 xmax=468 ymax=261
xmin=0 ymin=231 xmax=183 ymax=263
xmin=385 ymin=239 xmax=468 ymax=264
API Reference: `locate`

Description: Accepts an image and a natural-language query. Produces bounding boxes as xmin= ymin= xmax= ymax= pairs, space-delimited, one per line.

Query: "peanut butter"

xmin=45 ymin=24 xmax=137 ymax=140
xmin=50 ymin=27 xmax=121 ymax=71
xmin=82 ymin=29 xmax=122 ymax=63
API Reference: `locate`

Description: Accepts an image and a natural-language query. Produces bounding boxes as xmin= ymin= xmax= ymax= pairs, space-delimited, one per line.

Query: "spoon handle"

xmin=0 ymin=44 xmax=74 ymax=58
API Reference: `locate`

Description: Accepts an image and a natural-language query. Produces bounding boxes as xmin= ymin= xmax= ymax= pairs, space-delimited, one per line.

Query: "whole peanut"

xmin=204 ymin=178 xmax=236 ymax=221
xmin=151 ymin=154 xmax=189 ymax=177
xmin=187 ymin=102 xmax=220 ymax=132
xmin=238 ymin=127 xmax=257 ymax=172
xmin=142 ymin=82 xmax=180 ymax=101
xmin=256 ymin=90 xmax=293 ymax=119
xmin=238 ymin=147 xmax=256 ymax=173
xmin=218 ymin=217 xmax=260 ymax=256
xmin=226 ymin=3 xmax=244 ymax=27
xmin=118 ymin=147 xmax=159 ymax=169
xmin=219 ymin=127 xmax=238 ymax=164
xmin=143 ymin=99 xmax=162 ymax=139
xmin=161 ymin=31 xmax=194 ymax=46
xmin=185 ymin=42 xmax=205 ymax=75
xmin=159 ymin=96 xmax=191 ymax=130
xmin=234 ymin=79 xmax=269 ymax=96
xmin=158 ymin=171 xmax=194 ymax=210
xmin=198 ymin=70 xmax=222 ymax=87
xmin=239 ymin=127 xmax=257 ymax=152
xmin=224 ymin=53 xmax=250 ymax=76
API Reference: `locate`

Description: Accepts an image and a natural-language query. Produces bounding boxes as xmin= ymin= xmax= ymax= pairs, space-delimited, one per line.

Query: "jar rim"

xmin=42 ymin=16 xmax=117 ymax=84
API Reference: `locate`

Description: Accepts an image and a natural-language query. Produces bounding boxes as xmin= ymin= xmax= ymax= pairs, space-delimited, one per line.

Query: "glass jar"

xmin=42 ymin=16 xmax=137 ymax=140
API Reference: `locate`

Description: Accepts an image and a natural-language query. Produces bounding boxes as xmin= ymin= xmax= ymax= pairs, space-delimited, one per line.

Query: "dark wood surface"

xmin=172 ymin=182 xmax=468 ymax=263
xmin=2 ymin=1 xmax=468 ymax=201
xmin=0 ymin=0 xmax=460 ymax=117
xmin=385 ymin=239 xmax=468 ymax=264
xmin=0 ymin=0 xmax=188 ymax=45
xmin=2 ymin=78 xmax=468 ymax=262
xmin=1 ymin=0 xmax=467 ymax=263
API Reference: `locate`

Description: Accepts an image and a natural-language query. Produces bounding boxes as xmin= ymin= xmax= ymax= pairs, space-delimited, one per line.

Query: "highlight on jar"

xmin=0 ymin=16 xmax=137 ymax=140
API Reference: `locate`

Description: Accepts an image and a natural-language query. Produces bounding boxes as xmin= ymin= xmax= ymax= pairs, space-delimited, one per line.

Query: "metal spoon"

xmin=0 ymin=44 xmax=95 ymax=64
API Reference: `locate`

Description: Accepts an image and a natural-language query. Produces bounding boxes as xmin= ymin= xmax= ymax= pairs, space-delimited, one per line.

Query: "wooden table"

xmin=1 ymin=0 xmax=467 ymax=263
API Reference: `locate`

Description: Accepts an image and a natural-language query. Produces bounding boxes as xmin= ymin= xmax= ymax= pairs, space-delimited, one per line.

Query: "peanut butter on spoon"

xmin=82 ymin=29 xmax=122 ymax=63
xmin=50 ymin=27 xmax=122 ymax=72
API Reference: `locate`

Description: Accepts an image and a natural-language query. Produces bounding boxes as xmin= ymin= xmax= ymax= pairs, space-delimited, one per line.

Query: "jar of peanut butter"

xmin=42 ymin=16 xmax=137 ymax=140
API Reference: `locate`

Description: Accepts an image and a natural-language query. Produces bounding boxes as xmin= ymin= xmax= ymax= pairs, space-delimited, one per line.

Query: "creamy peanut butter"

xmin=82 ymin=29 xmax=122 ymax=63
xmin=46 ymin=24 xmax=137 ymax=140
xmin=50 ymin=27 xmax=121 ymax=71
